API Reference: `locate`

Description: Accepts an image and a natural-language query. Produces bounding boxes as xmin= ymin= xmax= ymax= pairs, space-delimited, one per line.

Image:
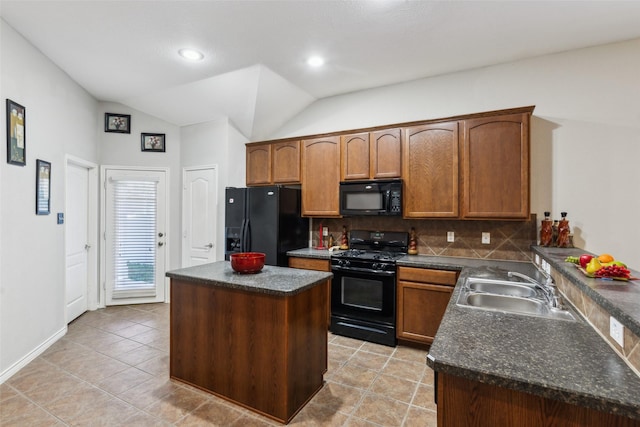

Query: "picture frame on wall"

xmin=141 ymin=133 xmax=165 ymax=152
xmin=6 ymin=98 xmax=26 ymax=166
xmin=36 ymin=159 xmax=51 ymax=215
xmin=104 ymin=113 xmax=131 ymax=133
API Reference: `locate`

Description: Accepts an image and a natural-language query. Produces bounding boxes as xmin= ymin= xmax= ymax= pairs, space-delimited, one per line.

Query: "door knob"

xmin=84 ymin=244 xmax=91 ymax=250
xmin=158 ymin=242 xmax=164 ymax=247
xmin=158 ymin=232 xmax=164 ymax=237
xmin=205 ymin=243 xmax=213 ymax=249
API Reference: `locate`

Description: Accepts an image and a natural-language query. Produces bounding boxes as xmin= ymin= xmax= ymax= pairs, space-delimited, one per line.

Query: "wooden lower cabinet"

xmin=289 ymin=257 xmax=331 ymax=328
xmin=397 ymin=267 xmax=458 ymax=345
xmin=437 ymin=372 xmax=640 ymax=427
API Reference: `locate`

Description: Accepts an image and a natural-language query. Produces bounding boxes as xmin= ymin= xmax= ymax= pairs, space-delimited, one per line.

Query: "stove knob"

xmin=372 ymin=263 xmax=380 ymax=270
xmin=345 ymin=260 xmax=351 ymax=267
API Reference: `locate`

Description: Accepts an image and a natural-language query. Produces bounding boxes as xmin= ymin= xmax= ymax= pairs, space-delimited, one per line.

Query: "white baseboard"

xmin=0 ymin=325 xmax=67 ymax=384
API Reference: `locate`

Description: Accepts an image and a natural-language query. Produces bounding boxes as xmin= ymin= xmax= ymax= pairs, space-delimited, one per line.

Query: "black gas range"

xmin=330 ymin=230 xmax=408 ymax=346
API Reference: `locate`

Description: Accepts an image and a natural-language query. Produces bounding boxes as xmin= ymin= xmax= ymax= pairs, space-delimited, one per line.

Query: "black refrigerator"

xmin=224 ymin=186 xmax=309 ymax=267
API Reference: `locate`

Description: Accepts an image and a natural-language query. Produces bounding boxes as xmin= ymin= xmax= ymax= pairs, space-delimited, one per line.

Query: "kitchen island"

xmin=166 ymin=261 xmax=332 ymax=424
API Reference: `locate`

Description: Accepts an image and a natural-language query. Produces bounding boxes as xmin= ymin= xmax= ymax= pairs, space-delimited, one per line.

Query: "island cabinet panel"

xmin=370 ymin=128 xmax=402 ymax=179
xmin=170 ymin=279 xmax=328 ymax=423
xmin=437 ymin=373 xmax=640 ymax=427
xmin=246 ymin=143 xmax=272 ymax=186
xmin=397 ymin=267 xmax=458 ymax=345
xmin=301 ymin=136 xmax=341 ymax=217
xmin=289 ymin=257 xmax=331 ymax=328
xmin=402 ymin=122 xmax=459 ymax=218
xmin=461 ymin=112 xmax=530 ymax=219
xmin=272 ymin=140 xmax=301 ymax=184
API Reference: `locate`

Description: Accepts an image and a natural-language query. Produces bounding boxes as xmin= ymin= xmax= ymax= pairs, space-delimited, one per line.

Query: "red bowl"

xmin=230 ymin=252 xmax=265 ymax=274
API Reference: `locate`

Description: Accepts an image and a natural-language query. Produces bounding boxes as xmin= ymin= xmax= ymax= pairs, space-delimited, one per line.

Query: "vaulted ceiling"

xmin=3 ymin=1 xmax=640 ymax=140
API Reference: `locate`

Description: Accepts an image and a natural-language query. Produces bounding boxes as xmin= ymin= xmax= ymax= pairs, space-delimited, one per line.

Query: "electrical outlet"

xmin=610 ymin=316 xmax=624 ymax=347
xmin=481 ymin=232 xmax=490 ymax=244
xmin=447 ymin=231 xmax=455 ymax=242
xmin=322 ymin=227 xmax=329 ymax=236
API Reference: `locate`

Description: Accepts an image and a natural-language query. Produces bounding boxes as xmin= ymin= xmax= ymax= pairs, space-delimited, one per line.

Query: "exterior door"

xmin=182 ymin=166 xmax=218 ymax=267
xmin=66 ymin=163 xmax=90 ymax=322
xmin=104 ymin=168 xmax=167 ymax=305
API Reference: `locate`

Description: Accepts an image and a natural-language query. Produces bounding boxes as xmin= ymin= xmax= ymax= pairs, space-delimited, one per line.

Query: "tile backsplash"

xmin=311 ymin=215 xmax=537 ymax=262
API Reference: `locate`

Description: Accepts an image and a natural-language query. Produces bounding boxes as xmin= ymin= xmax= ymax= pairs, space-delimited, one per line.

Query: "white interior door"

xmin=182 ymin=166 xmax=218 ymax=267
xmin=104 ymin=168 xmax=167 ymax=305
xmin=66 ymin=163 xmax=89 ymax=322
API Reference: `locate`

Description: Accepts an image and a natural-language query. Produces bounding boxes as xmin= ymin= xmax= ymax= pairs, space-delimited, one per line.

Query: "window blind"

xmin=111 ymin=180 xmax=157 ymax=299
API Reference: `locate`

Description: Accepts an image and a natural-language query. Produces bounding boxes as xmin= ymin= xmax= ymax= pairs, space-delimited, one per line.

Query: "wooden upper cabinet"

xmin=246 ymin=144 xmax=272 ymax=186
xmin=272 ymin=140 xmax=300 ymax=184
xmin=301 ymin=136 xmax=341 ymax=217
xmin=370 ymin=128 xmax=402 ymax=179
xmin=461 ymin=113 xmax=530 ymax=219
xmin=341 ymin=133 xmax=370 ymax=181
xmin=341 ymin=129 xmax=401 ymax=181
xmin=402 ymin=122 xmax=459 ymax=218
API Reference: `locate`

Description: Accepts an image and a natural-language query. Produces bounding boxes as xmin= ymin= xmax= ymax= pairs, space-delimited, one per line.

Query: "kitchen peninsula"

xmin=166 ymin=261 xmax=332 ymax=424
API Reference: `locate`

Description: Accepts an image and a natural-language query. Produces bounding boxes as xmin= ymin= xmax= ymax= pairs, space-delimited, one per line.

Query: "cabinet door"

xmin=272 ymin=141 xmax=300 ymax=184
xmin=461 ymin=113 xmax=530 ymax=219
xmin=246 ymin=144 xmax=272 ymax=186
xmin=289 ymin=257 xmax=331 ymax=328
xmin=403 ymin=122 xmax=459 ymax=218
xmin=397 ymin=280 xmax=453 ymax=344
xmin=341 ymin=132 xmax=370 ymax=181
xmin=370 ymin=128 xmax=401 ymax=179
xmin=301 ymin=137 xmax=341 ymax=217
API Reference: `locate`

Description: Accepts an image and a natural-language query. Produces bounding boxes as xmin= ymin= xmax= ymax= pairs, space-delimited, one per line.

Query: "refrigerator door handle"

xmin=241 ymin=218 xmax=250 ymax=252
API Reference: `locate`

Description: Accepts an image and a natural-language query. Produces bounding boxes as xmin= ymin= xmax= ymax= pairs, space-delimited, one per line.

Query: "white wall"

xmin=181 ymin=118 xmax=248 ymax=261
xmin=98 ymin=102 xmax=182 ymax=271
xmin=272 ymin=38 xmax=640 ymax=270
xmin=1 ymin=19 xmax=99 ymax=377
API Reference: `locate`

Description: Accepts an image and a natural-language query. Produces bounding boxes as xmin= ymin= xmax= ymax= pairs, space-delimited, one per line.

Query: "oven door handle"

xmin=331 ymin=265 xmax=396 ymax=276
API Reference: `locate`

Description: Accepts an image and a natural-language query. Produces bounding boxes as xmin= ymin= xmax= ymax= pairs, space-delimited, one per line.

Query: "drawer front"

xmin=288 ymin=257 xmax=330 ymax=272
xmin=398 ymin=266 xmax=458 ymax=285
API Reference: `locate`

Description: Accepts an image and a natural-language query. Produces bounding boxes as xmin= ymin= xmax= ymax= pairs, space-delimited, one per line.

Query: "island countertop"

xmin=166 ymin=261 xmax=333 ymax=296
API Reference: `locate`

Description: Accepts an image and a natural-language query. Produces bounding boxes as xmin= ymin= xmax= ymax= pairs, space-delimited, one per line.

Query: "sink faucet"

xmin=507 ymin=271 xmax=561 ymax=308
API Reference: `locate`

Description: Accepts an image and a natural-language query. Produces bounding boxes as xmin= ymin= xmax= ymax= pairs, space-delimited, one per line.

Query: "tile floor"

xmin=0 ymin=303 xmax=437 ymax=426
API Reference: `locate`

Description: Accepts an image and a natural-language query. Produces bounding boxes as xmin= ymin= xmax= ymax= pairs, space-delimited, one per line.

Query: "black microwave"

xmin=339 ymin=179 xmax=402 ymax=216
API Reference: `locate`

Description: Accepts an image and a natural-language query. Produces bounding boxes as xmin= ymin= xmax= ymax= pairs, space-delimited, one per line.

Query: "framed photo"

xmin=36 ymin=159 xmax=51 ymax=215
xmin=6 ymin=99 xmax=26 ymax=166
xmin=104 ymin=113 xmax=131 ymax=133
xmin=141 ymin=133 xmax=165 ymax=152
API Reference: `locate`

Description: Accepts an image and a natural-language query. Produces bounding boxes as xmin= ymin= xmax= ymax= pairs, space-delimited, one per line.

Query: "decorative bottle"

xmin=540 ymin=212 xmax=552 ymax=247
xmin=557 ymin=212 xmax=572 ymax=248
xmin=408 ymin=228 xmax=418 ymax=255
xmin=339 ymin=226 xmax=349 ymax=250
xmin=551 ymin=220 xmax=559 ymax=246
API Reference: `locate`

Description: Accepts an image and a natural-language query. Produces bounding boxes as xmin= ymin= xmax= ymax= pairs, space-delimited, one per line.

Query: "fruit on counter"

xmin=586 ymin=257 xmax=602 ymax=274
xmin=595 ymin=265 xmax=631 ymax=279
xmin=612 ymin=260 xmax=627 ymax=268
xmin=597 ymin=253 xmax=614 ymax=263
xmin=579 ymin=254 xmax=594 ymax=268
xmin=564 ymin=256 xmax=580 ymax=264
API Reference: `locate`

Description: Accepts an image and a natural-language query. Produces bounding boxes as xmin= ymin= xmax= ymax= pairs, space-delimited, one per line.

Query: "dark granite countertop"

xmin=166 ymin=261 xmax=333 ymax=296
xmin=427 ymin=260 xmax=640 ymax=420
xmin=532 ymin=246 xmax=640 ymax=338
xmin=287 ymin=247 xmax=335 ymax=259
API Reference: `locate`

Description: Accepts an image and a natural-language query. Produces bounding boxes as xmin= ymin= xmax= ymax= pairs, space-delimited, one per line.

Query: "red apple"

xmin=579 ymin=254 xmax=594 ymax=268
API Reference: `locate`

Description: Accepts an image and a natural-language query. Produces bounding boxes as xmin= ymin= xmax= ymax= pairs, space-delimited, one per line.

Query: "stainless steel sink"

xmin=457 ymin=276 xmax=579 ymax=322
xmin=465 ymin=293 xmax=546 ymax=315
xmin=467 ymin=278 xmax=539 ymax=298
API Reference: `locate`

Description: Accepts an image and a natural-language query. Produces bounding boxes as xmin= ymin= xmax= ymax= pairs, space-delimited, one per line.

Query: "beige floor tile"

xmin=123 ymin=411 xmax=173 ymax=426
xmin=289 ymin=401 xmax=350 ymax=426
xmin=24 ymin=373 xmax=92 ymax=406
xmin=144 ymin=385 xmax=211 ymax=423
xmin=393 ymin=345 xmax=429 ymax=364
xmin=411 ymin=384 xmax=437 ymax=412
xmin=229 ymin=413 xmax=280 ymax=426
xmin=117 ymin=376 xmax=183 ymax=410
xmin=343 ymin=416 xmax=381 ymax=426
xmin=115 ymin=343 xmax=166 ymax=366
xmin=135 ymin=353 xmax=170 ymax=376
xmin=421 ymin=367 xmax=435 ymax=385
xmin=330 ymin=364 xmax=378 ymax=390
xmin=352 ymin=394 xmax=409 ymax=426
xmin=346 ymin=350 xmax=390 ymax=372
xmin=328 ymin=343 xmax=358 ymax=364
xmin=331 ymin=335 xmax=365 ymax=349
xmin=0 ymin=396 xmax=65 ymax=426
xmin=359 ymin=341 xmax=396 ymax=356
xmin=67 ymin=396 xmax=140 ymax=426
xmin=369 ymin=374 xmax=419 ymax=403
xmin=175 ymin=399 xmax=245 ymax=426
xmin=403 ymin=406 xmax=437 ymax=427
xmin=97 ymin=366 xmax=154 ymax=394
xmin=310 ymin=381 xmax=365 ymax=415
xmin=42 ymin=386 xmax=113 ymax=424
xmin=381 ymin=358 xmax=425 ymax=383
xmin=0 ymin=383 xmax=19 ymax=402
xmin=113 ymin=322 xmax=155 ymax=339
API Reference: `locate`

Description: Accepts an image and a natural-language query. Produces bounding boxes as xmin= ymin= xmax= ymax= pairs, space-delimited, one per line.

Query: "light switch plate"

xmin=322 ymin=227 xmax=329 ymax=236
xmin=610 ymin=316 xmax=624 ymax=347
xmin=481 ymin=232 xmax=490 ymax=244
xmin=447 ymin=231 xmax=455 ymax=242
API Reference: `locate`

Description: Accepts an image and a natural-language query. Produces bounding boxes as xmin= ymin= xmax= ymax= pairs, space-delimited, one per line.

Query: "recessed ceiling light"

xmin=179 ymin=48 xmax=204 ymax=61
xmin=307 ymin=56 xmax=325 ymax=67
